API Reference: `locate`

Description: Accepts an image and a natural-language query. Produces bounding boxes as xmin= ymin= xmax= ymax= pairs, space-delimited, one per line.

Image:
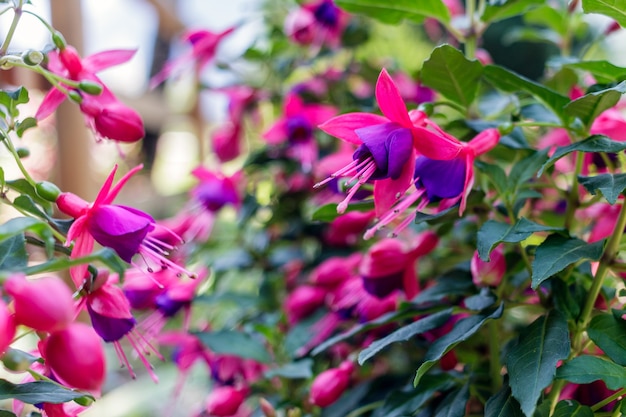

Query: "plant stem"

xmin=0 ymin=129 xmax=37 ymax=187
xmin=345 ymin=401 xmax=384 ymax=417
xmin=563 ymin=151 xmax=584 ymax=230
xmin=0 ymin=0 xmax=23 ymax=56
xmin=488 ymin=319 xmax=502 ymax=391
xmin=591 ymin=388 xmax=626 ymax=412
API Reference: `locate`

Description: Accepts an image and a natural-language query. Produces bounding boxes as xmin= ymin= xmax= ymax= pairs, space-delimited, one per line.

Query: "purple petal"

xmin=414 ymin=156 xmax=466 ymax=200
xmin=361 ymin=272 xmax=404 ymax=299
xmin=155 ymin=293 xmax=187 ymax=318
xmin=355 ymin=122 xmax=412 ymax=180
xmin=386 ymin=128 xmax=414 ymax=179
xmin=87 ymin=304 xmax=136 ymax=342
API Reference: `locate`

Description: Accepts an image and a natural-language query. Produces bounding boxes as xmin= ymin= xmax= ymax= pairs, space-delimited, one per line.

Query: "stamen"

xmin=314 ymin=159 xmax=360 ymax=188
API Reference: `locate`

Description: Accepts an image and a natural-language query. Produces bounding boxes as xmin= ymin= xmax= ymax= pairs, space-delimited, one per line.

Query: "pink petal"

xmin=459 ymin=152 xmax=475 ymax=215
xmin=89 ymin=284 xmax=133 ymax=319
xmin=102 ymin=164 xmax=144 ymax=205
xmin=319 ymin=113 xmax=389 ymax=144
xmin=83 ymin=49 xmax=136 ymax=72
xmin=304 ymin=104 xmax=337 ymax=125
xmin=262 ymin=119 xmax=288 ymax=144
xmin=36 ymin=88 xmax=67 ymax=120
xmin=69 ymin=232 xmax=95 ymax=289
xmin=468 ymin=128 xmax=500 ymax=155
xmin=376 ymin=69 xmax=412 ymax=127
xmin=373 ymin=153 xmax=415 ymax=217
xmin=284 ymin=94 xmax=304 ymax=117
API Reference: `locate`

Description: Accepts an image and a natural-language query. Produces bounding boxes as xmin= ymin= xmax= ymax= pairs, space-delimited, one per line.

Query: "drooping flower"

xmin=150 ymin=27 xmax=236 ymax=88
xmin=316 ymin=68 xmax=462 ymax=215
xmin=284 ymin=285 xmax=327 ymax=325
xmin=284 ymin=0 xmax=350 ymax=49
xmin=309 ymin=361 xmax=354 ymax=407
xmin=36 ymin=45 xmax=144 ymax=142
xmin=4 ymin=274 xmax=74 ymax=333
xmin=57 ymin=164 xmax=192 ymax=288
xmin=204 ymin=386 xmax=248 ymax=417
xmin=470 ymin=245 xmax=506 ymax=287
xmin=263 ymin=93 xmax=337 ymax=171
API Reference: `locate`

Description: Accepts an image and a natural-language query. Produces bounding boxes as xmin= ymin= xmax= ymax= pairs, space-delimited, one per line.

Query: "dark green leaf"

xmin=564 ymin=82 xmax=626 ymax=129
xmin=578 ymin=173 xmax=626 ymax=204
xmin=7 ymin=87 xmax=29 ymax=104
xmin=22 ymin=248 xmax=127 ymax=278
xmin=0 ymin=217 xmax=49 ymax=243
xmin=0 ymin=410 xmax=17 ymax=417
xmin=508 ymin=148 xmax=549 ymax=193
xmin=421 ymin=44 xmax=484 ymax=109
xmin=506 ymin=310 xmax=570 ymax=417
xmin=373 ymin=374 xmax=456 ymax=417
xmin=195 ymin=330 xmax=271 ymax=363
xmin=411 ymin=270 xmax=474 ymax=306
xmin=264 ymin=359 xmax=313 ymax=379
xmin=552 ymin=400 xmax=593 ymax=417
xmin=414 ymin=303 xmax=504 ymax=386
xmin=475 ymin=161 xmax=508 ymax=195
xmin=556 ymin=355 xmax=626 ymax=390
xmin=0 ymin=379 xmax=92 ymax=404
xmin=485 ymin=383 xmax=524 ymax=417
xmin=564 ymin=61 xmax=626 ymax=84
xmin=0 ymin=234 xmax=27 ymax=270
xmin=310 ymin=201 xmax=374 ymax=222
xmin=588 ymin=313 xmax=626 ymax=366
xmin=464 ymin=288 xmax=497 ymax=311
xmin=582 ymin=0 xmax=626 ymax=27
xmin=358 ymin=309 xmax=453 ymax=364
xmin=524 ymin=5 xmax=568 ymax=35
xmin=538 ymin=135 xmax=626 ymax=176
xmin=477 ymin=218 xmax=564 ymax=262
xmin=0 ymin=167 xmax=4 ymax=188
xmin=320 ymin=381 xmax=371 ymax=417
xmin=15 ymin=117 xmax=37 ymax=137
xmin=482 ymin=0 xmax=544 ymax=23
xmin=483 ymin=65 xmax=570 ymax=121
xmin=335 ymin=0 xmax=450 ymax=25
xmin=414 ymin=204 xmax=459 ymax=225
xmin=531 ymin=235 xmax=605 ymax=289
xmin=433 ymin=382 xmax=469 ymax=417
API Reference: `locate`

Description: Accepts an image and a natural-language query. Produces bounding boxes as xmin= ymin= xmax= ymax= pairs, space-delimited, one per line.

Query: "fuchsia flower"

xmin=471 ymin=245 xmax=506 ymax=287
xmin=57 ymin=164 xmax=192 ymax=288
xmin=204 ymin=386 xmax=248 ymax=417
xmin=150 ymin=27 xmax=236 ymax=88
xmin=0 ymin=295 xmax=15 ymax=355
xmin=284 ymin=0 xmax=350 ymax=49
xmin=316 ymin=68 xmax=463 ymax=216
xmin=191 ymin=167 xmax=242 ymax=212
xmin=263 ymin=93 xmax=337 ymax=171
xmin=285 ymin=285 xmax=327 ymax=325
xmin=36 ymin=45 xmax=144 ymax=142
xmin=323 ymin=210 xmax=376 ymax=246
xmin=309 ymin=360 xmax=354 ymax=407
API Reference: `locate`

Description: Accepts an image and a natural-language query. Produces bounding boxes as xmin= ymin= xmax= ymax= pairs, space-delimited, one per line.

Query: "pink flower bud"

xmin=90 ymin=102 xmax=145 ymax=143
xmin=205 ymin=386 xmax=246 ymax=416
xmin=43 ymin=322 xmax=106 ymax=391
xmin=309 ymin=257 xmax=353 ymax=288
xmin=0 ymin=298 xmax=15 ymax=355
xmin=56 ymin=192 xmax=89 ymax=218
xmin=309 ymin=361 xmax=353 ymax=407
xmin=285 ymin=286 xmax=326 ymax=325
xmin=470 ymin=246 xmax=505 ymax=287
xmin=5 ymin=274 xmax=74 ymax=332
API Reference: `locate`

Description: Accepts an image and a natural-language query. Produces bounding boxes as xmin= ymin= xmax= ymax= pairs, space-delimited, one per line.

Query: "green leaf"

xmin=195 ymin=330 xmax=271 ymax=363
xmin=414 ymin=204 xmax=459 ymax=225
xmin=588 ymin=313 xmax=626 ymax=366
xmin=414 ymin=303 xmax=504 ymax=386
xmin=0 ymin=234 xmax=28 ymax=270
xmin=531 ymin=234 xmax=605 ymax=289
xmin=508 ymin=148 xmax=550 ymax=193
xmin=483 ymin=65 xmax=570 ymax=121
xmin=482 ymin=0 xmax=545 ymax=23
xmin=0 ymin=410 xmax=17 ymax=417
xmin=15 ymin=116 xmax=37 ymax=137
xmin=0 ymin=379 xmax=92 ymax=404
xmin=20 ymin=248 xmax=127 ymax=278
xmin=485 ymin=383 xmax=524 ymax=417
xmin=563 ymin=61 xmax=626 ymax=84
xmin=310 ymin=201 xmax=373 ymax=222
xmin=358 ymin=309 xmax=453 ymax=364
xmin=264 ymin=359 xmax=313 ymax=379
xmin=421 ymin=44 xmax=484 ymax=109
xmin=335 ymin=0 xmax=450 ymax=25
xmin=373 ymin=374 xmax=456 ymax=417
xmin=411 ymin=270 xmax=475 ymax=305
xmin=552 ymin=400 xmax=593 ymax=417
xmin=0 ymin=217 xmax=49 ymax=243
xmin=464 ymin=288 xmax=497 ymax=311
xmin=582 ymin=0 xmax=626 ymax=27
xmin=556 ymin=355 xmax=626 ymax=390
xmin=506 ymin=310 xmax=570 ymax=417
xmin=433 ymin=383 xmax=469 ymax=417
xmin=539 ymin=135 xmax=626 ymax=176
xmin=564 ymin=82 xmax=626 ymax=129
xmin=0 ymin=167 xmax=4 ymax=188
xmin=524 ymin=5 xmax=568 ymax=36
xmin=5 ymin=179 xmax=53 ymax=214
xmin=578 ymin=173 xmax=626 ymax=204
xmin=476 ymin=161 xmax=508 ymax=196
xmin=477 ymin=218 xmax=564 ymax=261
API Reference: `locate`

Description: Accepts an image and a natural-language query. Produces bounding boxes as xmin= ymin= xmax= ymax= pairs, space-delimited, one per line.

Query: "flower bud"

xmin=78 ymin=80 xmax=104 ymax=96
xmin=21 ymin=50 xmax=44 ymax=66
xmin=4 ymin=274 xmax=74 ymax=333
xmin=0 ymin=298 xmax=15 ymax=355
xmin=85 ymin=101 xmax=145 ymax=142
xmin=16 ymin=147 xmax=29 ymax=158
xmin=205 ymin=386 xmax=246 ymax=416
xmin=1 ymin=347 xmax=35 ymax=372
xmin=43 ymin=323 xmax=106 ymax=391
xmin=35 ymin=181 xmax=61 ymax=202
xmin=52 ymin=31 xmax=67 ymax=50
xmin=285 ymin=286 xmax=326 ymax=325
xmin=67 ymin=90 xmax=83 ymax=104
xmin=470 ymin=246 xmax=506 ymax=287
xmin=309 ymin=361 xmax=353 ymax=407
xmin=56 ymin=192 xmax=89 ymax=218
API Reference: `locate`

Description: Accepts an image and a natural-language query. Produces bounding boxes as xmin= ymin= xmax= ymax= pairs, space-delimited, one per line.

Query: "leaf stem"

xmin=563 ymin=151 xmax=584 ymax=230
xmin=591 ymin=387 xmax=626 ymax=412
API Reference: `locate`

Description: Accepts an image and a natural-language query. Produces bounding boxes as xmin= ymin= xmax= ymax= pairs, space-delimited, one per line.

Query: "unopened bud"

xmin=67 ymin=90 xmax=82 ymax=104
xmin=1 ymin=348 xmax=37 ymax=372
xmin=79 ymin=80 xmax=103 ymax=96
xmin=259 ymin=398 xmax=277 ymax=417
xmin=497 ymin=122 xmax=514 ymax=136
xmin=73 ymin=395 xmax=95 ymax=407
xmin=35 ymin=181 xmax=61 ymax=202
xmin=15 ymin=147 xmax=30 ymax=158
xmin=417 ymin=102 xmax=434 ymax=116
xmin=21 ymin=50 xmax=44 ymax=66
xmin=52 ymin=31 xmax=66 ymax=50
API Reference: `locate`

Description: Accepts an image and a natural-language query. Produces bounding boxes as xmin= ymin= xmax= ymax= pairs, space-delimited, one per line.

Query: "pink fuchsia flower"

xmin=211 ymin=122 xmax=243 ymax=163
xmin=308 ymin=254 xmax=361 ymax=289
xmin=359 ymin=232 xmax=438 ymax=300
xmin=205 ymin=386 xmax=248 ymax=417
xmin=309 ymin=361 xmax=354 ymax=407
xmin=391 ymin=71 xmax=436 ymax=105
xmin=0 ymin=296 xmax=15 ymax=355
xmin=284 ymin=0 xmax=350 ymax=49
xmin=36 ymin=45 xmax=144 ymax=143
xmin=471 ymin=245 xmax=506 ymax=287
xmin=150 ymin=27 xmax=236 ymax=89
xmin=364 ymin=127 xmax=500 ymax=239
xmin=263 ymin=93 xmax=337 ymax=171
xmin=4 ymin=274 xmax=74 ymax=333
xmin=122 ymin=268 xmax=178 ymax=311
xmin=316 ymin=68 xmax=462 ymax=216
xmin=209 ymin=354 xmax=266 ymax=387
xmin=323 ymin=210 xmax=376 ymax=247
xmin=57 ymin=164 xmax=192 ymax=289
xmin=191 ymin=167 xmax=243 ymax=212
xmin=284 ymin=285 xmax=327 ymax=325
xmin=42 ymin=322 xmax=106 ymax=392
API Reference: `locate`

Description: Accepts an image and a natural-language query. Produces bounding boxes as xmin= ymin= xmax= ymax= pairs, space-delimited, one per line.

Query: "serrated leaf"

xmin=414 ymin=303 xmax=504 ymax=386
xmin=477 ymin=218 xmax=564 ymax=261
xmin=485 ymin=383 xmax=524 ymax=417
xmin=582 ymin=0 xmax=626 ymax=27
xmin=335 ymin=0 xmax=450 ymax=25
xmin=433 ymin=382 xmax=469 ymax=417
xmin=564 ymin=82 xmax=626 ymax=129
xmin=539 ymin=135 xmax=626 ymax=176
xmin=0 ymin=234 xmax=27 ymax=270
xmin=564 ymin=61 xmax=626 ymax=84
xmin=588 ymin=313 xmax=626 ymax=366
xmin=578 ymin=173 xmax=626 ymax=204
xmin=531 ymin=234 xmax=605 ymax=289
xmin=358 ymin=309 xmax=453 ymax=364
xmin=0 ymin=379 xmax=91 ymax=404
xmin=482 ymin=0 xmax=544 ymax=23
xmin=506 ymin=310 xmax=570 ymax=417
xmin=195 ymin=330 xmax=271 ymax=363
xmin=552 ymin=400 xmax=593 ymax=417
xmin=421 ymin=45 xmax=483 ymax=109
xmin=556 ymin=355 xmax=626 ymax=390
xmin=509 ymin=148 xmax=549 ymax=193
xmin=264 ymin=359 xmax=313 ymax=379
